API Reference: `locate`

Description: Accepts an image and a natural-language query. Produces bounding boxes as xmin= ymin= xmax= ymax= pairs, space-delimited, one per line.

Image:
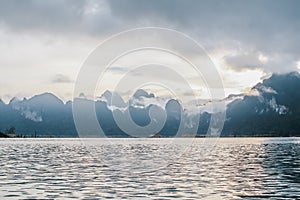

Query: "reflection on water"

xmin=0 ymin=138 xmax=299 ymax=199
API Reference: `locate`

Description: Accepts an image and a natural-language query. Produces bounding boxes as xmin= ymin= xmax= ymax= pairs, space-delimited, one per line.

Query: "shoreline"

xmin=0 ymin=136 xmax=299 ymax=139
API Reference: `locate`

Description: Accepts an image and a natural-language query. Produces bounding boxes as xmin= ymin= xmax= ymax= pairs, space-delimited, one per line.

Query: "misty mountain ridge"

xmin=1 ymin=72 xmax=300 ymax=137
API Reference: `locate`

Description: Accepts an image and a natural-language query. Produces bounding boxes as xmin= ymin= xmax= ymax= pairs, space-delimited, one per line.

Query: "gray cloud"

xmin=1 ymin=0 xmax=299 ymax=46
xmin=0 ymin=1 xmax=84 ymax=31
xmin=0 ymin=0 xmax=300 ymax=94
xmin=108 ymin=66 xmax=128 ymax=74
xmin=107 ymin=0 xmax=300 ymax=48
xmin=52 ymin=74 xmax=72 ymax=83
xmin=223 ymin=51 xmax=299 ymax=73
xmin=0 ymin=0 xmax=117 ymax=35
xmin=0 ymin=0 xmax=299 ymax=74
xmin=224 ymin=52 xmax=263 ymax=71
xmin=107 ymin=0 xmax=300 ymax=73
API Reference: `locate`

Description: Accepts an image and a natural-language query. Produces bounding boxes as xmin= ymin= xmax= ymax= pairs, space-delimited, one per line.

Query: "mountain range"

xmin=1 ymin=72 xmax=300 ymax=137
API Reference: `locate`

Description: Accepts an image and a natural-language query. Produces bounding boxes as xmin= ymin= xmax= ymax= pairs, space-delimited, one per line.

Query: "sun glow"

xmin=297 ymin=61 xmax=300 ymax=70
xmin=209 ymin=51 xmax=264 ymax=97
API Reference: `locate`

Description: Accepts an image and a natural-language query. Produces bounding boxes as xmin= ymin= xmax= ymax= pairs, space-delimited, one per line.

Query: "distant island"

xmin=0 ymin=72 xmax=300 ymax=138
xmin=0 ymin=127 xmax=17 ymax=138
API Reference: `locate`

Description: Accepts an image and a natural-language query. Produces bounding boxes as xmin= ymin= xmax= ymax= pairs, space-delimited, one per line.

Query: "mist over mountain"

xmin=223 ymin=72 xmax=300 ymax=136
xmin=1 ymin=72 xmax=300 ymax=137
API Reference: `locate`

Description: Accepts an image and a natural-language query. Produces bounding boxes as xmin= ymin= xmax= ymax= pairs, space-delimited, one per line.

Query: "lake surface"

xmin=0 ymin=138 xmax=299 ymax=199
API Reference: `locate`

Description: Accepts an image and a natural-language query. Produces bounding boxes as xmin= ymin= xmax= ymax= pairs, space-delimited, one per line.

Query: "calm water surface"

xmin=0 ymin=138 xmax=299 ymax=199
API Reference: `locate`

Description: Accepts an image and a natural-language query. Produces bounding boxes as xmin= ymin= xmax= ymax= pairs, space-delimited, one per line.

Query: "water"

xmin=0 ymin=138 xmax=299 ymax=199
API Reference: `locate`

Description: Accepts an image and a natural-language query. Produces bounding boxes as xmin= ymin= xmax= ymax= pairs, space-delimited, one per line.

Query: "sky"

xmin=0 ymin=0 xmax=299 ymax=102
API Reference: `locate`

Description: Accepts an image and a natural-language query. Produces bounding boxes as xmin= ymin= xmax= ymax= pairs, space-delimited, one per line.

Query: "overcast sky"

xmin=0 ymin=0 xmax=299 ymax=102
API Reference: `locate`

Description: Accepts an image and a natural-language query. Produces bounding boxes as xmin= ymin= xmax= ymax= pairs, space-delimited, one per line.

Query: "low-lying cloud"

xmin=52 ymin=74 xmax=72 ymax=83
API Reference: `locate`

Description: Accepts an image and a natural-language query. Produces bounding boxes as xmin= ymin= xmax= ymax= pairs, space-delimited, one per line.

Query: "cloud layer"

xmin=0 ymin=0 xmax=299 ymax=99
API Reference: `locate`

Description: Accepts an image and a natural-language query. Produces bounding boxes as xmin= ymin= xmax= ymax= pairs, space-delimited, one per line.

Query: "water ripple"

xmin=0 ymin=138 xmax=299 ymax=199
